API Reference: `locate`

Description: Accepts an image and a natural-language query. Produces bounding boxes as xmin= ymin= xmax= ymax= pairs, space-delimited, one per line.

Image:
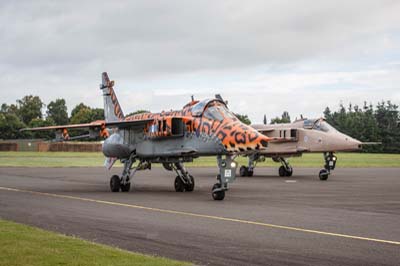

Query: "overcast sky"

xmin=1 ymin=0 xmax=400 ymax=123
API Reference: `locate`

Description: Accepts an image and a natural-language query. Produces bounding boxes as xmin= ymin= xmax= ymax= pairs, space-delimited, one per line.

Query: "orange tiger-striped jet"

xmin=22 ymin=72 xmax=275 ymax=200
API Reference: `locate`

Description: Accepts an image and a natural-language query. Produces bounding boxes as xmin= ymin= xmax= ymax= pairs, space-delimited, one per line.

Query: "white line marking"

xmin=1 ymin=186 xmax=399 ymax=246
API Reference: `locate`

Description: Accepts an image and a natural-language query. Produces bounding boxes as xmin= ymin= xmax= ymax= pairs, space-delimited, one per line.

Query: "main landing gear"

xmin=171 ymin=162 xmax=195 ymax=192
xmin=319 ymin=152 xmax=337 ymax=181
xmin=109 ymin=154 xmax=150 ymax=192
xmin=276 ymin=157 xmax=293 ymax=177
xmin=212 ymin=155 xmax=238 ymax=201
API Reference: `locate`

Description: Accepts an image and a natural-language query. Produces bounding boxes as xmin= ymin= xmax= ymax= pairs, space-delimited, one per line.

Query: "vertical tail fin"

xmin=100 ymin=72 xmax=124 ymax=122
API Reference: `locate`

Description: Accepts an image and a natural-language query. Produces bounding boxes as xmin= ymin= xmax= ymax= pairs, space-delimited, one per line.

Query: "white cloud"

xmin=0 ymin=1 xmax=399 ymax=121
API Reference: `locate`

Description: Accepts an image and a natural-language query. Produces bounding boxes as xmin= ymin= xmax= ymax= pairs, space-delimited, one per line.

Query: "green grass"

xmin=0 ymin=219 xmax=190 ymax=266
xmin=0 ymin=151 xmax=399 ymax=168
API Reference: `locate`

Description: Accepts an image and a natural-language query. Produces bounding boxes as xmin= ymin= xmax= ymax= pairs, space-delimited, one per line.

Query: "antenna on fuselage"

xmin=263 ymin=114 xmax=267 ymax=125
xmin=191 ymin=95 xmax=194 ymax=101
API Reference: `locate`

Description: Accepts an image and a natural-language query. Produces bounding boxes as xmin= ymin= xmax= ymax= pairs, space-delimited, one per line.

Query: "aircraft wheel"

xmin=185 ymin=174 xmax=195 ymax=192
xmin=211 ymin=183 xmax=225 ymax=201
xmin=319 ymin=169 xmax=329 ymax=181
xmin=247 ymin=169 xmax=254 ymax=177
xmin=286 ymin=167 xmax=293 ymax=177
xmin=278 ymin=166 xmax=286 ymax=177
xmin=174 ymin=176 xmax=185 ymax=192
xmin=110 ymin=175 xmax=121 ymax=192
xmin=120 ymin=182 xmax=131 ymax=192
xmin=239 ymin=166 xmax=248 ymax=177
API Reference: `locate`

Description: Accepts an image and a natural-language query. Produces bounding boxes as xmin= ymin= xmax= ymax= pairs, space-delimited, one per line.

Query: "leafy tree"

xmin=70 ymin=103 xmax=90 ymax=119
xmin=47 ymin=99 xmax=68 ymax=125
xmin=1 ymin=103 xmax=19 ymax=116
xmin=323 ymin=101 xmax=400 ymax=153
xmin=16 ymin=95 xmax=44 ymax=124
xmin=271 ymin=111 xmax=291 ymax=124
xmin=91 ymin=108 xmax=105 ymax=121
xmin=70 ymin=107 xmax=93 ymax=124
xmin=234 ymin=113 xmax=251 ymax=125
xmin=375 ymin=101 xmax=400 ymax=153
xmin=28 ymin=118 xmax=55 ymax=139
xmin=126 ymin=110 xmax=150 ymax=117
xmin=70 ymin=103 xmax=104 ymax=123
xmin=0 ymin=113 xmax=28 ymax=139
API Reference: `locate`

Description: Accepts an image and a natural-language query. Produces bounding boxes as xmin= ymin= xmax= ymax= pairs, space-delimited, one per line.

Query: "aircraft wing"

xmin=20 ymin=121 xmax=105 ymax=131
xmin=20 ymin=119 xmax=155 ymax=140
xmin=21 ymin=119 xmax=154 ymax=131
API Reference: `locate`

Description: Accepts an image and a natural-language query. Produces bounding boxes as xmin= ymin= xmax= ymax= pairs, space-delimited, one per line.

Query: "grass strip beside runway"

xmin=0 ymin=219 xmax=190 ymax=266
xmin=0 ymin=151 xmax=400 ymax=168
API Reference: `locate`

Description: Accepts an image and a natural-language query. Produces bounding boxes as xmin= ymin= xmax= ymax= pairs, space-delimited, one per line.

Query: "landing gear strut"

xmin=172 ymin=162 xmax=195 ymax=192
xmin=319 ymin=152 xmax=337 ymax=181
xmin=212 ymin=155 xmax=238 ymax=200
xmin=109 ymin=154 xmax=150 ymax=192
xmin=239 ymin=154 xmax=260 ymax=177
xmin=276 ymin=157 xmax=293 ymax=177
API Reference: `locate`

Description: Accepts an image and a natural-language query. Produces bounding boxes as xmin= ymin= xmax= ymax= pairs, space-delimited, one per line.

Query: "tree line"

xmin=269 ymin=101 xmax=400 ymax=153
xmin=1 ymin=95 xmax=399 ymax=153
xmin=0 ymin=95 xmax=104 ymax=139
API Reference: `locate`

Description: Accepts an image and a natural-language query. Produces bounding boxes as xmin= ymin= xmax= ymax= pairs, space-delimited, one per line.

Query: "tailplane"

xmin=100 ymin=72 xmax=124 ymax=122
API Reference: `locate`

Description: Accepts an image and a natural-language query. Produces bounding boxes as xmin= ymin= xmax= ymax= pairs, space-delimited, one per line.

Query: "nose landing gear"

xmin=319 ymin=152 xmax=337 ymax=180
xmin=212 ymin=155 xmax=238 ymax=200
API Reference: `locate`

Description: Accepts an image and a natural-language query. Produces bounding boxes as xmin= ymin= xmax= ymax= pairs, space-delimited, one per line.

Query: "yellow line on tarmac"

xmin=1 ymin=186 xmax=399 ymax=246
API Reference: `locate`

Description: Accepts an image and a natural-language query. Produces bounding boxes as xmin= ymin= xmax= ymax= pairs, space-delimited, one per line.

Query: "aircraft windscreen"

xmin=319 ymin=121 xmax=336 ymax=132
xmin=313 ymin=120 xmax=336 ymax=132
xmin=203 ymin=104 xmax=236 ymax=122
xmin=303 ymin=119 xmax=315 ymax=129
xmin=191 ymin=100 xmax=209 ymax=116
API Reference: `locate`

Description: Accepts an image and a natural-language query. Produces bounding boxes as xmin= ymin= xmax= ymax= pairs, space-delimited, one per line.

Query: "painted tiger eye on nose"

xmin=260 ymin=139 xmax=268 ymax=147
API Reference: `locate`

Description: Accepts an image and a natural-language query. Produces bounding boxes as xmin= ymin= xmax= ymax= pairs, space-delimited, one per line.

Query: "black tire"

xmin=211 ymin=183 xmax=225 ymax=201
xmin=174 ymin=176 xmax=185 ymax=192
xmin=110 ymin=175 xmax=121 ymax=192
xmin=120 ymin=182 xmax=131 ymax=192
xmin=319 ymin=169 xmax=329 ymax=181
xmin=185 ymin=174 xmax=195 ymax=192
xmin=286 ymin=167 xmax=293 ymax=177
xmin=278 ymin=166 xmax=286 ymax=177
xmin=247 ymin=170 xmax=254 ymax=177
xmin=162 ymin=163 xmax=173 ymax=171
xmin=240 ymin=166 xmax=248 ymax=177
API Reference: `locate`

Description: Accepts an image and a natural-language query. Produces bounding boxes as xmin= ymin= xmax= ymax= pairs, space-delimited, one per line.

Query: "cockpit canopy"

xmin=303 ymin=118 xmax=336 ymax=133
xmin=191 ymin=99 xmax=236 ymax=122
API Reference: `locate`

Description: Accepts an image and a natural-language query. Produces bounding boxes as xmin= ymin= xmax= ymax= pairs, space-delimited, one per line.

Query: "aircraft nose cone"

xmin=348 ymin=137 xmax=362 ymax=150
xmin=341 ymin=135 xmax=362 ymax=151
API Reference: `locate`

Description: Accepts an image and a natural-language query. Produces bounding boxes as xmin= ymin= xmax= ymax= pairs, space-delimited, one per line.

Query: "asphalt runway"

xmin=0 ymin=166 xmax=399 ymax=266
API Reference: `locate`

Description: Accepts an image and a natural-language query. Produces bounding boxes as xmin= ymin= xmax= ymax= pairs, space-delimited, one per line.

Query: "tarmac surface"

xmin=0 ymin=166 xmax=399 ymax=266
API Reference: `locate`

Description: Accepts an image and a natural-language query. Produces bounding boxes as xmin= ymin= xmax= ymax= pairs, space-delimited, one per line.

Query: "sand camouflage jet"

xmin=22 ymin=72 xmax=274 ymax=200
xmin=239 ymin=118 xmax=362 ymax=180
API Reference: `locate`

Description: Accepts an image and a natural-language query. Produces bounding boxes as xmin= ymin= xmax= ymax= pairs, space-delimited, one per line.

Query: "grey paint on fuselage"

xmin=102 ymin=129 xmax=226 ymax=162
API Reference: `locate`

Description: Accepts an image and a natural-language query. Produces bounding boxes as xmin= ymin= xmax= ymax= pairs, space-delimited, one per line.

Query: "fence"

xmin=0 ymin=139 xmax=102 ymax=152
